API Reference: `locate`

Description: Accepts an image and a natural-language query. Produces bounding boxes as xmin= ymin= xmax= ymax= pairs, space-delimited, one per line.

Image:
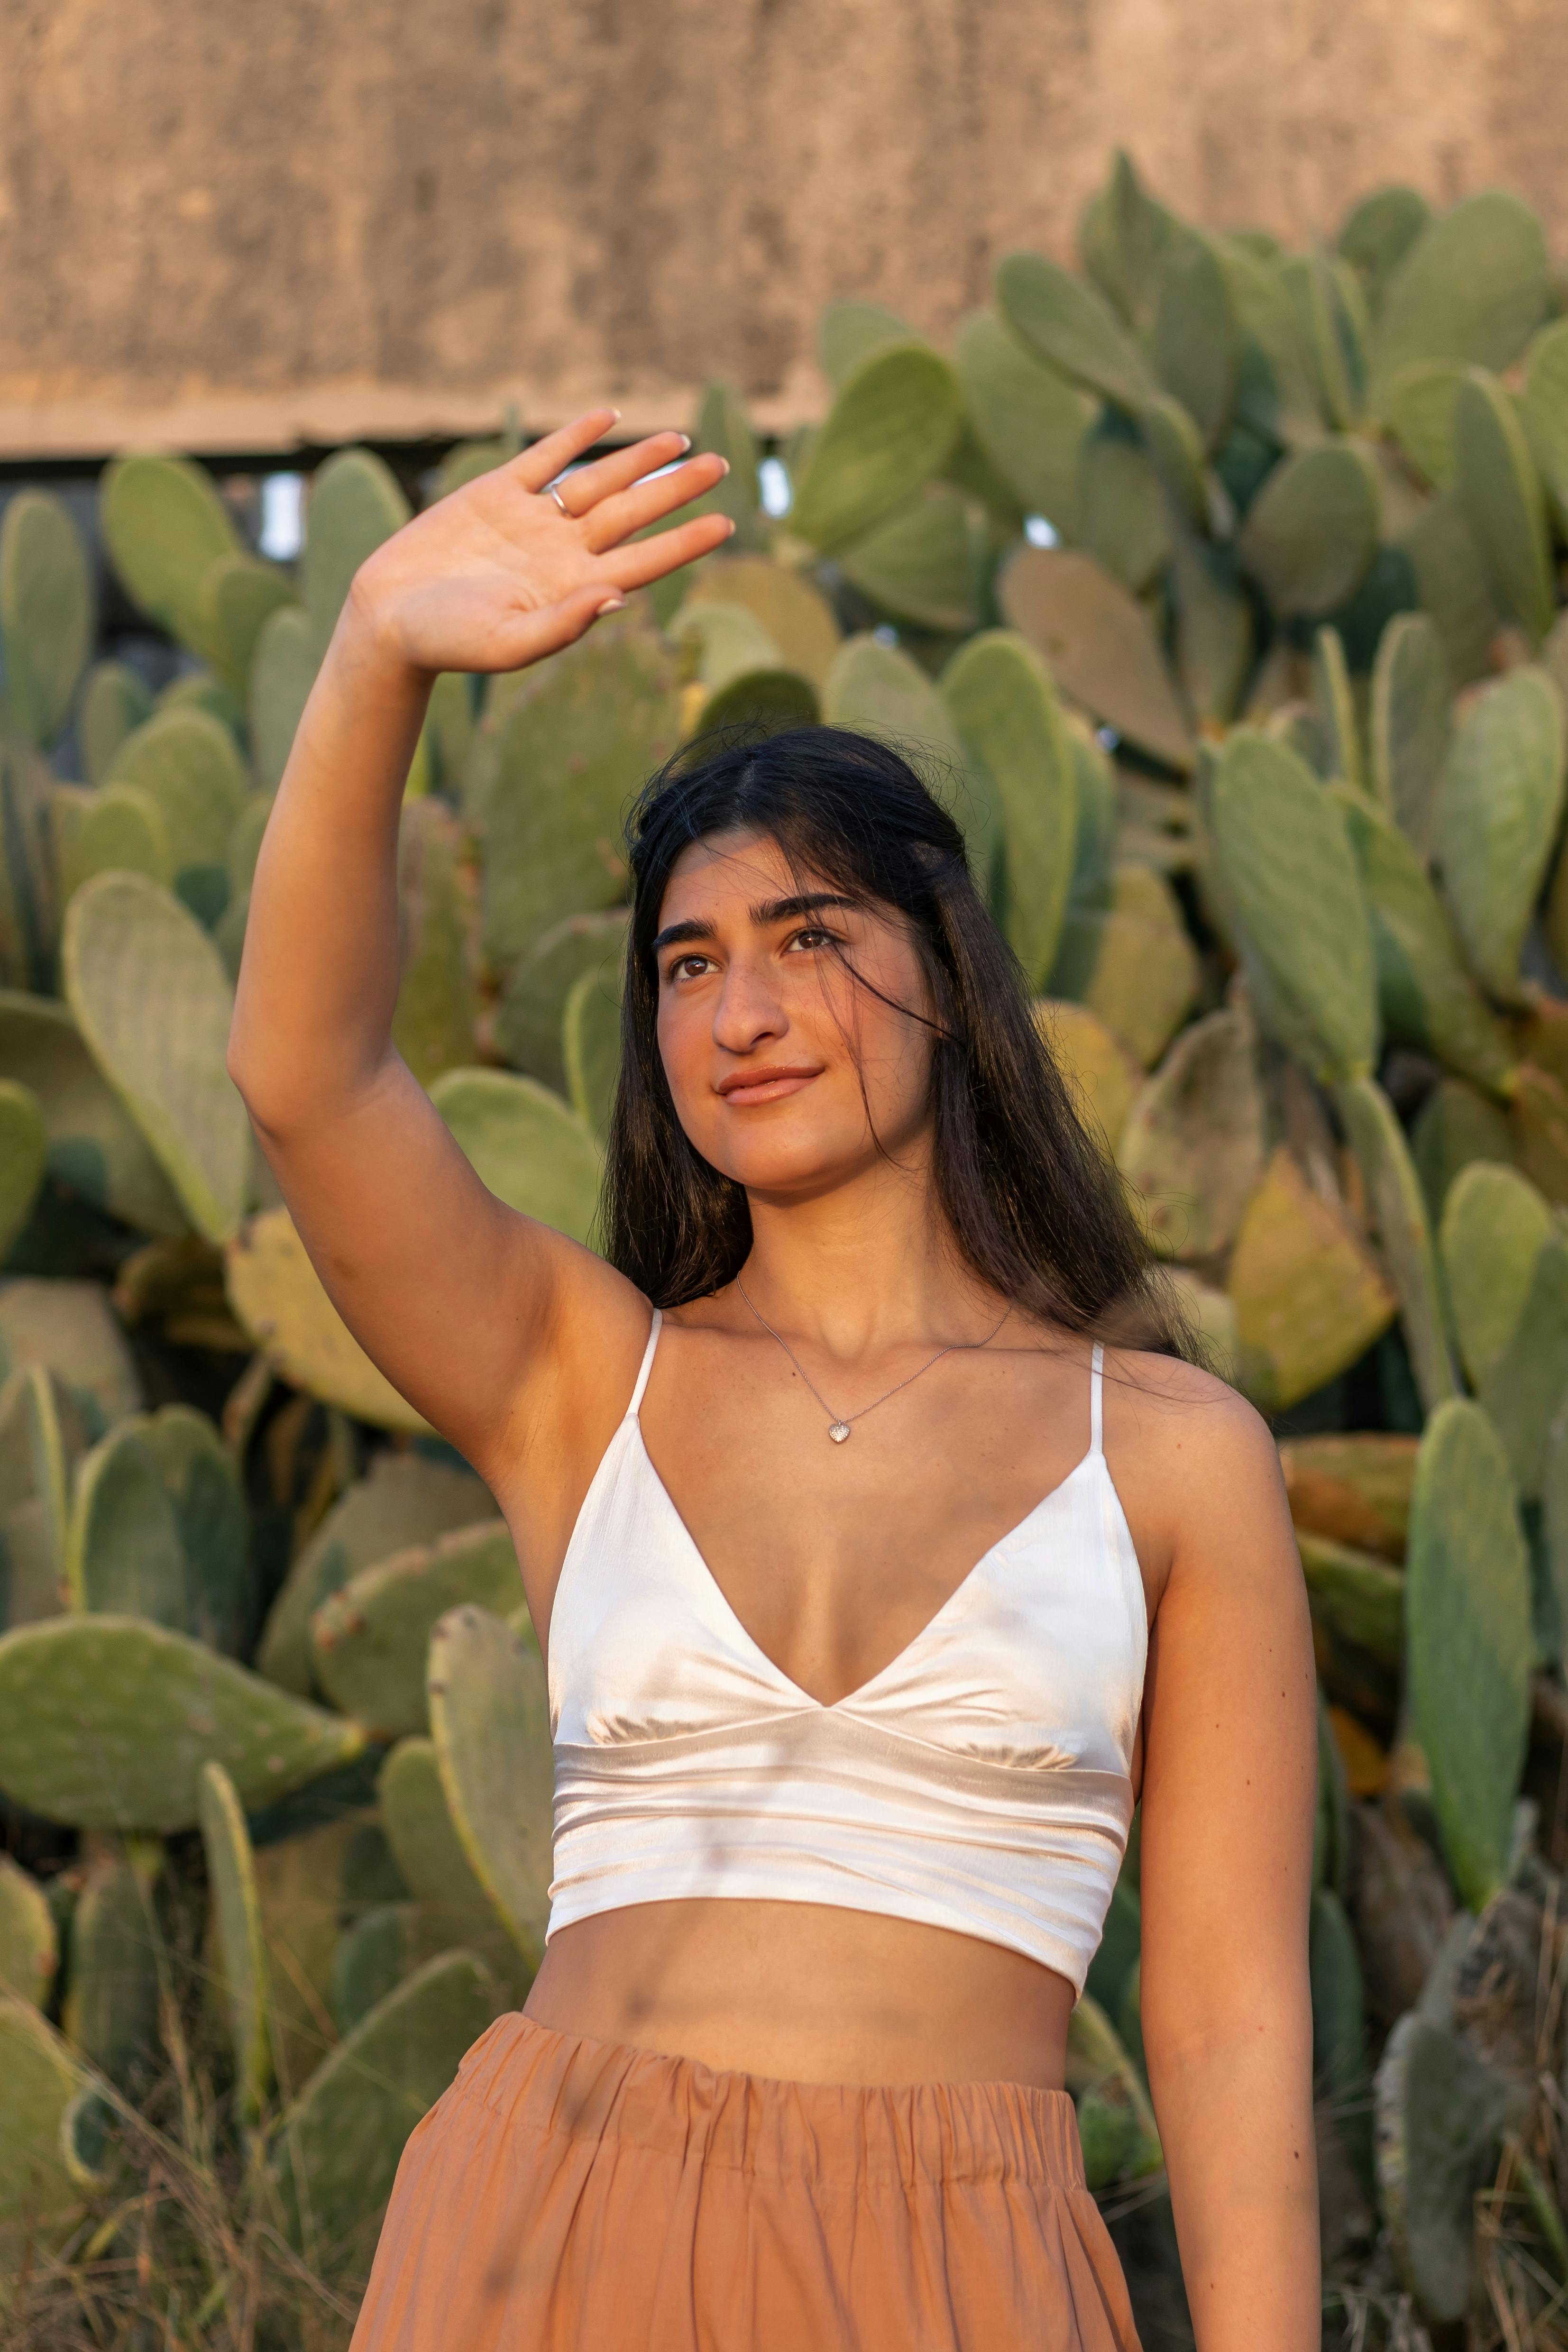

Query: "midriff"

xmin=523 ymin=1898 xmax=1078 ymax=2088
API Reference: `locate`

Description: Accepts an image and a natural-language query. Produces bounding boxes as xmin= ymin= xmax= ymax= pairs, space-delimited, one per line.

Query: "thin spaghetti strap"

xmin=1089 ymin=1341 xmax=1104 ymax=1456
xmin=626 ymin=1308 xmax=664 ymax=1420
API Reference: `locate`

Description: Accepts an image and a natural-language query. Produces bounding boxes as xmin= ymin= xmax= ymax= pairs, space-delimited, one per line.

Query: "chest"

xmin=631 ymin=1331 xmax=1113 ymax=1711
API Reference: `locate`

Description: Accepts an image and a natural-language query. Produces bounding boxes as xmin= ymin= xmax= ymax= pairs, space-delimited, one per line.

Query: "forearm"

xmin=229 ymin=596 xmax=431 ymax=1131
xmin=1144 ymin=2018 xmax=1320 ymax=2351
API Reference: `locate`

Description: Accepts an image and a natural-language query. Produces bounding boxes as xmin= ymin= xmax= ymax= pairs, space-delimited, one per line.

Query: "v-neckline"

xmin=631 ymin=1423 xmax=1103 ymax=1714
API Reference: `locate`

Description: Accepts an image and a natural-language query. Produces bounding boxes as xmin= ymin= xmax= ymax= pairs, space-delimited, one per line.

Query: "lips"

xmin=715 ymin=1066 xmax=821 ymax=1105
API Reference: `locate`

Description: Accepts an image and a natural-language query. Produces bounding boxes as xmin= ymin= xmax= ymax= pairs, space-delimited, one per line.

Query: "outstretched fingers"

xmin=561 ymin=430 xmax=693 ymax=512
xmin=598 ymin=511 xmax=737 ymax=591
xmin=510 ymin=410 xmax=621 ymax=494
xmin=583 ymin=451 xmax=730 ymax=552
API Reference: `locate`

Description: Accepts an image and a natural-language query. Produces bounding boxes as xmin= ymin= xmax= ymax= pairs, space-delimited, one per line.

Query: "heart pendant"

xmin=828 ymin=1422 xmax=851 ymax=1444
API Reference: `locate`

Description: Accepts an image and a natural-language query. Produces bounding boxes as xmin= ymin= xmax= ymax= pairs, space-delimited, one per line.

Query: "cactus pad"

xmin=65 ymin=1421 xmax=189 ymax=1630
xmin=301 ymin=448 xmax=412 ymax=656
xmin=0 ymin=1854 xmax=56 ymax=2010
xmin=430 ymin=1068 xmax=602 ymax=1247
xmin=268 ymin=1948 xmax=502 ymax=2269
xmin=258 ymin=1450 xmax=491 ymax=1695
xmin=99 ymin=453 xmax=240 ymax=648
xmin=1404 ymin=1400 xmax=1532 ymax=1912
xmin=1116 ymin=1008 xmax=1265 ymax=1259
xmin=0 ymin=1363 xmax=83 ymax=1632
xmin=0 ymin=1276 xmax=142 ymax=1429
xmin=0 ymin=1079 xmax=45 ymax=1263
xmin=996 ymin=251 xmax=1155 ymax=413
xmin=1453 ymin=370 xmax=1555 ymax=645
xmin=0 ymin=989 xmax=185 ymax=1236
xmin=104 ymin=707 xmax=247 ymax=920
xmin=1210 ymin=732 xmax=1377 ymax=1082
xmin=63 ymin=871 xmax=250 ymax=1241
xmin=1439 ymin=1162 xmax=1553 ymax=1390
xmin=1000 ymin=547 xmax=1194 ymax=772
xmin=480 ymin=619 xmax=676 ymax=963
xmin=0 ymin=491 xmax=93 ymax=749
xmin=249 ymin=604 xmax=319 ymax=792
xmin=1055 ymin=863 xmax=1200 ymax=1070
xmin=225 ymin=1207 xmax=430 ymax=1432
xmin=680 ymin=558 xmax=842 ymax=691
xmin=1335 ymin=1072 xmax=1458 ymax=1416
xmin=1435 ymin=667 xmax=1565 ymax=1007
xmin=198 ymin=1759 xmax=272 ymax=2124
xmin=0 ymin=1614 xmax=366 ymax=1830
xmin=1372 ymin=191 xmax=1549 ymax=395
xmin=790 ymin=342 xmax=963 ymax=552
xmin=953 ymin=310 xmax=1091 ymax=530
xmin=1341 ymin=795 xmax=1514 ymax=1098
xmin=390 ymin=799 xmax=478 ymax=1089
xmin=311 ymin=1521 xmax=522 ymax=1740
xmin=0 ymin=1991 xmax=92 ymax=2259
xmin=61 ymin=1842 xmax=164 ymax=2093
xmin=562 ymin=961 xmax=623 ymax=1142
xmin=1236 ymin=442 xmax=1378 ymax=619
xmin=62 ymin=784 xmax=173 ymax=906
xmin=428 ymin=1604 xmax=555 ymax=1968
xmin=377 ymin=1735 xmax=510 ymax=1949
xmin=1477 ymin=1232 xmax=1568 ymax=1501
xmin=1369 ymin=612 xmax=1449 ymax=851
xmin=837 ymin=482 xmax=980 ymax=634
xmin=197 ymin=552 xmax=295 ymax=700
xmin=79 ymin=660 xmax=155 ymax=787
xmin=1034 ymin=1001 xmax=1142 ymax=1155
xmin=941 ymin=631 xmax=1076 ymax=987
xmin=1227 ymin=1146 xmax=1396 ymax=1412
xmin=493 ymin=911 xmax=628 ymax=1093
xmin=1522 ymin=320 xmax=1568 ymax=529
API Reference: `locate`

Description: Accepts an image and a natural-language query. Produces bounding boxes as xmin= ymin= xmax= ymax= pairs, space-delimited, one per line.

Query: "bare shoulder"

xmin=1099 ymin=1345 xmax=1293 ymax=1599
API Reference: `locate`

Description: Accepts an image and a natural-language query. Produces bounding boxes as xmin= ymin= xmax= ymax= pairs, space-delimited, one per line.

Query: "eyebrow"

xmin=650 ymin=891 xmax=862 ymax=955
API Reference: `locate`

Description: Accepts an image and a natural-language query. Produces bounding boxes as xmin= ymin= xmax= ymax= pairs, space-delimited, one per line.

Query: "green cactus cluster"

xmin=2 ymin=149 xmax=1568 ymax=2335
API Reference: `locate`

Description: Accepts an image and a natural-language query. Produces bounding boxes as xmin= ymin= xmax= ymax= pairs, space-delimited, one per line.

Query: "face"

xmin=651 ymin=826 xmax=938 ymax=1199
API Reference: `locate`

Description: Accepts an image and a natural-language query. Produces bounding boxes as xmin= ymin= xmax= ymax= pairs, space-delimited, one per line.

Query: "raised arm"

xmin=228 ymin=414 xmax=732 ymax=1489
xmin=1132 ymin=1383 xmax=1320 ymax=2350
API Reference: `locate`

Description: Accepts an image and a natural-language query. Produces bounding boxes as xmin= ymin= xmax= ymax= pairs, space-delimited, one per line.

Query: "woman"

xmin=230 ymin=414 xmax=1319 ymax=2350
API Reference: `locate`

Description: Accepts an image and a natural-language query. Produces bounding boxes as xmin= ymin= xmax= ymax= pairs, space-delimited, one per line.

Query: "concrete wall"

xmin=2 ymin=0 xmax=1564 ymax=459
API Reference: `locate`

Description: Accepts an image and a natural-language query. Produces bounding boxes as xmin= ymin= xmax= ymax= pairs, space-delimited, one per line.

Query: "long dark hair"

xmin=602 ymin=725 xmax=1191 ymax=1357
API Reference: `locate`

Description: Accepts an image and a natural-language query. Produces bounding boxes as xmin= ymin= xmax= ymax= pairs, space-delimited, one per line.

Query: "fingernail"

xmin=718 ymin=458 xmax=731 ymax=475
xmin=597 ymin=597 xmax=625 ymax=616
xmin=676 ymin=433 xmax=692 ymax=451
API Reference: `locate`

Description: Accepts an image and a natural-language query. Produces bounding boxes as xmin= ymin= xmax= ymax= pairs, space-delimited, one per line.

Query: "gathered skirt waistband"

xmin=349 ymin=2010 xmax=1142 ymax=2350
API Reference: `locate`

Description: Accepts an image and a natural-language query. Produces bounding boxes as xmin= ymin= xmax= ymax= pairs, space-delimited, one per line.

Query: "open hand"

xmin=344 ymin=409 xmax=736 ymax=678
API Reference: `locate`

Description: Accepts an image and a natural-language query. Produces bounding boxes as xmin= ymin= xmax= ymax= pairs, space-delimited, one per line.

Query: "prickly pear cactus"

xmin=267 ymin=1948 xmax=502 ymax=2271
xmin=427 ymin=1604 xmax=555 ymax=1968
xmin=1404 ymin=1400 xmax=1532 ymax=1912
xmin=0 ymin=1854 xmax=57 ymax=2010
xmin=311 ymin=1521 xmax=523 ymax=1740
xmin=0 ymin=491 xmax=93 ymax=750
xmin=0 ymin=1614 xmax=366 ymax=1830
xmin=197 ymin=1759 xmax=272 ymax=2125
xmin=62 ymin=871 xmax=251 ymax=1242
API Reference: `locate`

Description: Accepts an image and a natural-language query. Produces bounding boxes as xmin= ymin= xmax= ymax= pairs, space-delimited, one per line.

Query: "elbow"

xmin=226 ymin=1026 xmax=301 ymax=1145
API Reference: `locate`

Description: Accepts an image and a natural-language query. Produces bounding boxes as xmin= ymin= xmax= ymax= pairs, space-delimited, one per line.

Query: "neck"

xmin=736 ymin=1143 xmax=1003 ymax=1359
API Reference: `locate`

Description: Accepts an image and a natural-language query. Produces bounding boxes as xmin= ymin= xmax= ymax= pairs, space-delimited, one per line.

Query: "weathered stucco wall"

xmin=2 ymin=0 xmax=1564 ymax=458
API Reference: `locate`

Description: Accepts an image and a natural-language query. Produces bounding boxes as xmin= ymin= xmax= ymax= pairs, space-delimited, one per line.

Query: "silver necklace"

xmin=734 ymin=1277 xmax=1012 ymax=1444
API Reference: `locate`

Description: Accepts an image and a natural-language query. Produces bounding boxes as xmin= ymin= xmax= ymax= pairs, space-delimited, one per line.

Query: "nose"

xmin=710 ymin=948 xmax=787 ymax=1057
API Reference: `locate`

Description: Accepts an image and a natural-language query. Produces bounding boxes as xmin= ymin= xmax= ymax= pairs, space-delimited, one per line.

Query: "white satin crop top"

xmin=546 ymin=1313 xmax=1148 ymax=1993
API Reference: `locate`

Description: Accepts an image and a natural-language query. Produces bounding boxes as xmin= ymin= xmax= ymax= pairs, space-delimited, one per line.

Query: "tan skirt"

xmin=348 ymin=2011 xmax=1143 ymax=2351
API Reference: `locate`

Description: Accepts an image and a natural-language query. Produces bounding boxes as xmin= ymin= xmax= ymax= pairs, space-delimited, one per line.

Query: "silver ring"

xmin=548 ymin=482 xmax=571 ymax=517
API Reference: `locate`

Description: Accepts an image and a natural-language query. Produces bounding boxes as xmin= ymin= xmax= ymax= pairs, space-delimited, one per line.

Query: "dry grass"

xmin=3 ymin=1867 xmax=366 ymax=2352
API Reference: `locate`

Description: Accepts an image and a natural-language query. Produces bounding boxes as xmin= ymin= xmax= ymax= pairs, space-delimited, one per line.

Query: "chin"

xmin=687 ymin=1120 xmax=873 ymax=1197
